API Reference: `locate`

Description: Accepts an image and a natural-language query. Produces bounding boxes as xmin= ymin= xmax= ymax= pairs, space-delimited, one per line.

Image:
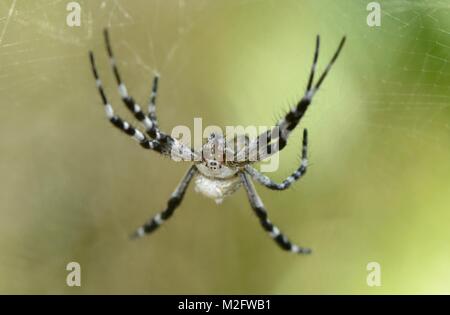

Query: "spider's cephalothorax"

xmin=89 ymin=29 xmax=345 ymax=254
xmin=195 ymin=132 xmax=242 ymax=204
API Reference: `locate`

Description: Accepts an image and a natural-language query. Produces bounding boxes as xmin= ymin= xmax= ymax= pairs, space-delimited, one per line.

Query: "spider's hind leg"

xmin=131 ymin=165 xmax=197 ymax=238
xmin=239 ymin=172 xmax=311 ymax=254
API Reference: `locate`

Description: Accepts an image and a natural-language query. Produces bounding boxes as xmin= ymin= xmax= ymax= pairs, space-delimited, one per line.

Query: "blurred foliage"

xmin=0 ymin=0 xmax=449 ymax=294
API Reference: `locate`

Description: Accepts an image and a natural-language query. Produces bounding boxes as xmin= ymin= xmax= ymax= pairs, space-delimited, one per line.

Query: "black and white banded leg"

xmin=239 ymin=172 xmax=311 ymax=254
xmin=103 ymin=29 xmax=164 ymax=140
xmin=89 ymin=51 xmax=164 ymax=154
xmin=240 ymin=35 xmax=346 ymax=162
xmin=131 ymin=165 xmax=197 ymax=238
xmin=147 ymin=74 xmax=160 ymax=133
xmin=245 ymin=129 xmax=308 ymax=190
xmin=95 ymin=29 xmax=197 ymax=161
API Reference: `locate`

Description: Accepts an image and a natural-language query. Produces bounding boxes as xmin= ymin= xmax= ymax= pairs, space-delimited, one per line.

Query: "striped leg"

xmin=239 ymin=172 xmax=311 ymax=254
xmin=250 ymin=35 xmax=346 ymax=161
xmin=143 ymin=74 xmax=196 ymax=161
xmin=245 ymin=129 xmax=308 ymax=190
xmin=103 ymin=29 xmax=167 ymax=141
xmin=147 ymin=74 xmax=160 ymax=134
xmin=89 ymin=51 xmax=164 ymax=153
xmin=131 ymin=165 xmax=197 ymax=238
xmin=100 ymin=29 xmax=196 ymax=161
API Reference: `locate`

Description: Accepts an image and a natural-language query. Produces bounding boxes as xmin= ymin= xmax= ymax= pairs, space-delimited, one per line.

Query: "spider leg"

xmin=97 ymin=30 xmax=197 ymax=161
xmin=131 ymin=165 xmax=197 ymax=238
xmin=103 ymin=30 xmax=155 ymax=134
xmin=239 ymin=172 xmax=311 ymax=254
xmin=89 ymin=51 xmax=165 ymax=154
xmin=247 ymin=35 xmax=345 ymax=162
xmin=147 ymin=74 xmax=160 ymax=132
xmin=103 ymin=29 xmax=168 ymax=142
xmin=245 ymin=129 xmax=308 ymax=190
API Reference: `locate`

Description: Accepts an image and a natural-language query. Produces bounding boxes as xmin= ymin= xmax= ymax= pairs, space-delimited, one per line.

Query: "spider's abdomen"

xmin=194 ymin=175 xmax=241 ymax=204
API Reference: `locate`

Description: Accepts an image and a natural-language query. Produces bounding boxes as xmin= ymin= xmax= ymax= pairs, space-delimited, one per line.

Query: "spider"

xmin=89 ymin=29 xmax=345 ymax=254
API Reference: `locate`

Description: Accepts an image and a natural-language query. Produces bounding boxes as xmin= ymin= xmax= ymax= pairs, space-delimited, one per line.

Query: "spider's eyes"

xmin=206 ymin=160 xmax=222 ymax=170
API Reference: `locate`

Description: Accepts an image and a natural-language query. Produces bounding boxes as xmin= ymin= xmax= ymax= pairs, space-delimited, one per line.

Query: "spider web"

xmin=0 ymin=0 xmax=449 ymax=294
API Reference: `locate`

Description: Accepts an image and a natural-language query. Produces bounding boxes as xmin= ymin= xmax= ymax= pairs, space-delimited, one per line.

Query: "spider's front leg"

xmin=131 ymin=165 xmax=197 ymax=238
xmin=245 ymin=129 xmax=308 ymax=191
xmin=91 ymin=30 xmax=197 ymax=161
xmin=243 ymin=35 xmax=345 ymax=162
xmin=102 ymin=29 xmax=164 ymax=140
xmin=147 ymin=74 xmax=160 ymax=135
xmin=89 ymin=52 xmax=165 ymax=154
xmin=239 ymin=172 xmax=311 ymax=254
xmin=103 ymin=29 xmax=197 ymax=162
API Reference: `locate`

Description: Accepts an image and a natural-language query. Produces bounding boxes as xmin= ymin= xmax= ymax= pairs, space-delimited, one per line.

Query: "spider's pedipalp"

xmin=245 ymin=129 xmax=308 ymax=190
xmin=240 ymin=172 xmax=311 ymax=254
xmin=131 ymin=165 xmax=197 ymax=239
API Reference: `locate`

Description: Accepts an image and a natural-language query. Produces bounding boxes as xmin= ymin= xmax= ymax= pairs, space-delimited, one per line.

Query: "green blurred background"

xmin=0 ymin=0 xmax=449 ymax=294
